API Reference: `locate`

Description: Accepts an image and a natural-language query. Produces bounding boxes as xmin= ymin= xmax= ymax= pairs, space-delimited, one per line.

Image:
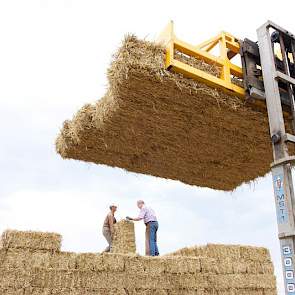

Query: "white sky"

xmin=1 ymin=0 xmax=295 ymax=293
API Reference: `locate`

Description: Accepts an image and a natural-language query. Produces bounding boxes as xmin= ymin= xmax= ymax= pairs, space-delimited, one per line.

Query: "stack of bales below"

xmin=56 ymin=35 xmax=274 ymax=191
xmin=0 ymin=229 xmax=277 ymax=294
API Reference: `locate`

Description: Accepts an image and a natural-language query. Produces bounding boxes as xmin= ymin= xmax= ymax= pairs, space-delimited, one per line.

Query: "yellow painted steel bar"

xmin=173 ymin=38 xmax=243 ymax=78
xmin=196 ymin=35 xmax=220 ymax=51
xmin=158 ymin=22 xmax=245 ymax=98
xmin=170 ymin=59 xmax=245 ymax=98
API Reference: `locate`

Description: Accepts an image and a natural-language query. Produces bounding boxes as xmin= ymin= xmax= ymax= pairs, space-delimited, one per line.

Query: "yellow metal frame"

xmin=157 ymin=21 xmax=245 ymax=98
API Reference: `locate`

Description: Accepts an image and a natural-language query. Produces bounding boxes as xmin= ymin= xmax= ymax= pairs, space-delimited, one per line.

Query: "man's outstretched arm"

xmin=126 ymin=216 xmax=143 ymax=221
xmin=127 ymin=207 xmax=146 ymax=221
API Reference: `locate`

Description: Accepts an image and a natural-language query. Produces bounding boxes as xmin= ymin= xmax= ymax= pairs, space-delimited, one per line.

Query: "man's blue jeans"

xmin=149 ymin=221 xmax=159 ymax=256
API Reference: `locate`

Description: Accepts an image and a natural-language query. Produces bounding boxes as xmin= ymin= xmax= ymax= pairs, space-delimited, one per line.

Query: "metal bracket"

xmin=279 ymin=232 xmax=295 ymax=239
xmin=276 ymin=71 xmax=295 ymax=86
xmin=240 ymin=38 xmax=293 ymax=110
xmin=283 ymin=134 xmax=295 ymax=144
xmin=271 ymin=156 xmax=295 ymax=168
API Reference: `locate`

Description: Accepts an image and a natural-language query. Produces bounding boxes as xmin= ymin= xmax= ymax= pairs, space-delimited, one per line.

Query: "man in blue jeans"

xmin=127 ymin=200 xmax=159 ymax=256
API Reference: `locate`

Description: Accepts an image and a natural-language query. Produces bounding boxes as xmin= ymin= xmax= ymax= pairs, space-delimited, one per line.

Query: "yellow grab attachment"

xmin=157 ymin=21 xmax=245 ymax=98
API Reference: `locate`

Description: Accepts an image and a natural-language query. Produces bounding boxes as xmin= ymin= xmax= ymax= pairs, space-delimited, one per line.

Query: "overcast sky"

xmin=1 ymin=0 xmax=295 ymax=293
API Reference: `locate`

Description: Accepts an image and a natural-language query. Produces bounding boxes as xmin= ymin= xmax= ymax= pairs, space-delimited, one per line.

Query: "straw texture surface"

xmin=56 ymin=36 xmax=274 ymax=191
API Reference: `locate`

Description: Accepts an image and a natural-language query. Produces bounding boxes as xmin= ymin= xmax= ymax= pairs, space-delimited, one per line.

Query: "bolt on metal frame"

xmin=257 ymin=20 xmax=295 ymax=295
xmin=157 ymin=21 xmax=245 ymax=98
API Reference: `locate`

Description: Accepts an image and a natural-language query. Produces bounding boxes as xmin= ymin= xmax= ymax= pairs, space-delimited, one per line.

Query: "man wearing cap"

xmin=127 ymin=200 xmax=159 ymax=256
xmin=102 ymin=204 xmax=117 ymax=252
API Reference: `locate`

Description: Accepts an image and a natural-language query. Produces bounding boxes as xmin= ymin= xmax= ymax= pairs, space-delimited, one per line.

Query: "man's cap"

xmin=110 ymin=203 xmax=117 ymax=208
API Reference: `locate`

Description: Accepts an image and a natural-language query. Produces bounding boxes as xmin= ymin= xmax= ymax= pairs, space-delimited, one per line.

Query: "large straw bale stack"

xmin=0 ymin=230 xmax=61 ymax=251
xmin=0 ymin=230 xmax=277 ymax=294
xmin=111 ymin=220 xmax=136 ymax=254
xmin=55 ymin=35 xmax=277 ymax=191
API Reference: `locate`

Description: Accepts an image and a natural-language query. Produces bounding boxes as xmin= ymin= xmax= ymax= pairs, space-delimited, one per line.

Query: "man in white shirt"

xmin=127 ymin=200 xmax=159 ymax=256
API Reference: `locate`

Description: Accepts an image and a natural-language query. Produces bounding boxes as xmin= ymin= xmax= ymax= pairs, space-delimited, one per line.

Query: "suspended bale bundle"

xmin=0 ymin=230 xmax=61 ymax=252
xmin=56 ymin=35 xmax=274 ymax=191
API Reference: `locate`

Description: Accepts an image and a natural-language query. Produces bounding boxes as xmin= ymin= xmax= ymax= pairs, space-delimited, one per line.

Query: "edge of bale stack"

xmin=0 ymin=230 xmax=62 ymax=252
xmin=0 ymin=229 xmax=277 ymax=294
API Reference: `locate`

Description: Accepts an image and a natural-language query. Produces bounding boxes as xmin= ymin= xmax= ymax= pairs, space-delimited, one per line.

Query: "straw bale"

xmin=168 ymin=289 xmax=208 ymax=295
xmin=0 ymin=248 xmax=50 ymax=270
xmin=166 ymin=291 xmax=195 ymax=295
xmin=164 ymin=256 xmax=201 ymax=274
xmin=122 ymin=273 xmax=177 ymax=290
xmin=232 ymin=260 xmax=273 ymax=275
xmin=102 ymin=253 xmax=125 ymax=271
xmin=203 ymin=245 xmax=241 ymax=260
xmin=0 ymin=248 xmax=6 ymax=265
xmin=23 ymin=288 xmax=52 ymax=295
xmin=0 ymin=248 xmax=77 ymax=272
xmin=206 ymin=274 xmax=276 ymax=289
xmin=167 ymin=290 xmax=205 ymax=295
xmin=239 ymin=245 xmax=270 ymax=262
xmin=0 ymin=270 xmax=31 ymax=289
xmin=232 ymin=261 xmax=247 ymax=274
xmin=168 ymin=244 xmax=239 ymax=259
xmin=131 ymin=290 xmax=168 ymax=295
xmin=167 ymin=290 xmax=272 ymax=295
xmin=217 ymin=291 xmax=264 ymax=295
xmin=199 ymin=257 xmax=221 ymax=274
xmin=245 ymin=261 xmax=265 ymax=274
xmin=0 ymin=288 xmax=26 ymax=295
xmin=25 ymin=288 xmax=53 ymax=295
xmin=111 ymin=220 xmax=136 ymax=254
xmin=99 ymin=289 xmax=128 ymax=295
xmin=214 ymin=259 xmax=233 ymax=274
xmin=141 ymin=256 xmax=166 ymax=275
xmin=30 ymin=269 xmax=91 ymax=289
xmin=171 ymin=274 xmax=208 ymax=289
xmin=168 ymin=244 xmax=270 ymax=262
xmin=1 ymin=230 xmax=61 ymax=251
xmin=48 ymin=251 xmax=77 ymax=270
xmin=75 ymin=253 xmax=104 ymax=271
xmin=23 ymin=288 xmax=129 ymax=295
xmin=261 ymin=261 xmax=275 ymax=274
xmin=55 ymin=35 xmax=277 ymax=191
xmin=124 ymin=254 xmax=145 ymax=273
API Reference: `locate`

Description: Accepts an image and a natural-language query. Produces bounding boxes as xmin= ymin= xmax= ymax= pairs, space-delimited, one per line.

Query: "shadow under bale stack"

xmin=56 ymin=35 xmax=273 ymax=191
